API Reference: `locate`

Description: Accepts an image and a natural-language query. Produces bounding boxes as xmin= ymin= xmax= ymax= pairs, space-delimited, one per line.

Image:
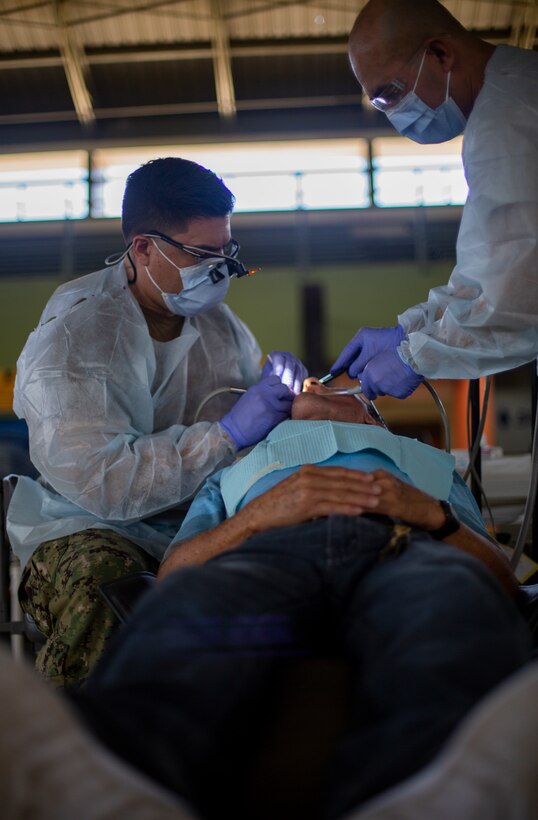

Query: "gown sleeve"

xmin=398 ymin=64 xmax=538 ymax=379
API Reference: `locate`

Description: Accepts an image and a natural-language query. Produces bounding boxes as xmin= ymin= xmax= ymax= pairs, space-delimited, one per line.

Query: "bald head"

xmin=350 ymin=0 xmax=465 ymax=64
xmin=349 ymin=0 xmax=493 ymax=118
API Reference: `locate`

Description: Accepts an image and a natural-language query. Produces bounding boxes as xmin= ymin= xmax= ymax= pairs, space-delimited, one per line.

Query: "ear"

xmin=425 ymin=37 xmax=455 ymax=73
xmin=131 ymin=235 xmax=153 ymax=265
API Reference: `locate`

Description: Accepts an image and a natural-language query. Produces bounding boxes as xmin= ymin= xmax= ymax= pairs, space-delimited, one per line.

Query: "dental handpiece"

xmin=318 ymin=367 xmax=346 ymax=385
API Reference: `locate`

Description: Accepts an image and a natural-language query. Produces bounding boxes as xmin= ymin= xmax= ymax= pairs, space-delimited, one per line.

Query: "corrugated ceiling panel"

xmin=0 ymin=0 xmax=531 ymax=55
xmin=233 ymin=0 xmax=525 ymax=38
xmin=73 ymin=0 xmax=214 ymax=48
xmin=0 ymin=3 xmax=57 ymax=52
xmin=449 ymin=0 xmax=518 ymax=30
xmin=226 ymin=0 xmax=360 ymax=39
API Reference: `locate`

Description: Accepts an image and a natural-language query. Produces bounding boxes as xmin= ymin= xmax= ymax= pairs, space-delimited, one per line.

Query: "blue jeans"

xmin=75 ymin=516 xmax=532 ymax=819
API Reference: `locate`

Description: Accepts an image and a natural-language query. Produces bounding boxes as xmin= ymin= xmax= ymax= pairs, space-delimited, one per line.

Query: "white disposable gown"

xmin=398 ymin=45 xmax=538 ymax=379
xmin=8 ymin=261 xmax=262 ymax=566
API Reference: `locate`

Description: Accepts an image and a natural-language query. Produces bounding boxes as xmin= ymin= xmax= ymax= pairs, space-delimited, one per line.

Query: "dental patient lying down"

xmin=67 ymin=380 xmax=530 ymax=819
xmin=159 ymin=377 xmax=519 ymax=583
xmin=66 ymin=382 xmax=531 ymax=819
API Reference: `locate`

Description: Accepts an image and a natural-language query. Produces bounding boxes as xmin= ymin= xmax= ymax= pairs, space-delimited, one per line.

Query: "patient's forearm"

xmin=159 ymin=465 xmax=519 ymax=598
xmin=366 ymin=468 xmax=519 ymax=597
xmin=160 ymin=507 xmax=517 ymax=596
xmin=158 ymin=508 xmax=261 ymax=579
xmin=441 ymin=523 xmax=519 ymax=598
xmin=159 ymin=465 xmax=384 ymax=579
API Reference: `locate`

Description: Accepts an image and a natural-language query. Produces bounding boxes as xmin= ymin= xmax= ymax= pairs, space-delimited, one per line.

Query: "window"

xmin=0 ymin=151 xmax=88 ymax=222
xmin=219 ymin=140 xmax=370 ymax=212
xmin=372 ymin=136 xmax=467 ymax=207
xmin=91 ymin=145 xmax=176 ymax=219
xmin=0 ymin=137 xmax=469 ymax=223
xmin=91 ymin=139 xmax=370 ymax=216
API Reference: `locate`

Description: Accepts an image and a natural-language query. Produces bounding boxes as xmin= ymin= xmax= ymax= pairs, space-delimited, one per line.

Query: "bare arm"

xmin=159 ymin=465 xmax=382 ymax=578
xmin=366 ymin=469 xmax=519 ymax=598
xmin=159 ymin=465 xmax=518 ymax=597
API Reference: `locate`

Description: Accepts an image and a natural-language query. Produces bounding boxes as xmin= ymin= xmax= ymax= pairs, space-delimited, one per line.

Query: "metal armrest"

xmin=99 ymin=571 xmax=157 ymax=623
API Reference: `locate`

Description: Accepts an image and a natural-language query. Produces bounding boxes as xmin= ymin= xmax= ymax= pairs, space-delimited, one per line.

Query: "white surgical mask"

xmin=386 ymin=51 xmax=467 ymax=144
xmin=145 ymin=239 xmax=231 ymax=317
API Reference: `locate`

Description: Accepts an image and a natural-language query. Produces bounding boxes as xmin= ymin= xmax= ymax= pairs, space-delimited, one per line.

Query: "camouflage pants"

xmin=19 ymin=529 xmax=158 ymax=690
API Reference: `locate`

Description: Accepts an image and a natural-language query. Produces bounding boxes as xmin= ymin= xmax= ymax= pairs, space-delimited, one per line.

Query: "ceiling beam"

xmin=209 ymin=0 xmax=236 ymax=118
xmin=0 ymin=93 xmax=364 ymax=126
xmin=53 ymin=0 xmax=95 ymax=124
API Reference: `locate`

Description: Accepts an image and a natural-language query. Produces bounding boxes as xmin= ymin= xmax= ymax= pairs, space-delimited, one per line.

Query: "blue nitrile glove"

xmin=331 ymin=326 xmax=405 ymax=380
xmin=220 ymin=375 xmax=294 ymax=449
xmin=262 ymin=351 xmax=309 ymax=396
xmin=360 ymin=349 xmax=424 ymax=400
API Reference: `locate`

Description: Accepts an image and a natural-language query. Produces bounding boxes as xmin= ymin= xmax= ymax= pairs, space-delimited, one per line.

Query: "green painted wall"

xmin=226 ymin=260 xmax=453 ymax=363
xmin=0 ymin=261 xmax=453 ymax=369
xmin=1 ymin=276 xmax=65 ymax=370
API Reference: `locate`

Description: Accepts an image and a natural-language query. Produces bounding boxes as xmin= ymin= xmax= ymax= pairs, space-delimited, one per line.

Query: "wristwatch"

xmin=427 ymin=500 xmax=461 ymax=541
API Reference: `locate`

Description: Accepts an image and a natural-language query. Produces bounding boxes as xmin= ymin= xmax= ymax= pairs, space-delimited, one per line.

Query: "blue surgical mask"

xmin=145 ymin=239 xmax=231 ymax=317
xmin=386 ymin=51 xmax=467 ymax=144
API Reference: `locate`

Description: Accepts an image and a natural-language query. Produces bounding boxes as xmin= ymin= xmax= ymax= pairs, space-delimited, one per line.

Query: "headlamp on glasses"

xmin=143 ymin=230 xmax=258 ymax=278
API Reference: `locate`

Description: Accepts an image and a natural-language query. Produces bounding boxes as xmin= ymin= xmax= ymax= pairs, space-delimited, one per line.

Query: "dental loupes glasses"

xmin=144 ymin=231 xmax=259 ymax=278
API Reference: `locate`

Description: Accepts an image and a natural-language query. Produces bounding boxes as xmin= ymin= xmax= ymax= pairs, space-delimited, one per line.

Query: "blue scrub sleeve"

xmin=448 ymin=471 xmax=490 ymax=540
xmin=165 ymin=469 xmax=227 ymax=557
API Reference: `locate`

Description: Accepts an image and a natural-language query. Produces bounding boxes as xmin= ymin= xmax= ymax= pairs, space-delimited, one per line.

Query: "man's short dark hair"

xmin=122 ymin=157 xmax=235 ymax=241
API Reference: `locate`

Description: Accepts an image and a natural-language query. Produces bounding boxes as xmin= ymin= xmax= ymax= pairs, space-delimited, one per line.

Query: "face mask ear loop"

xmin=126 ymin=252 xmax=137 ymax=285
xmin=412 ymin=50 xmax=427 ymax=94
xmin=149 ymin=238 xmax=186 ymax=292
xmin=144 ymin=265 xmax=165 ymax=295
xmin=445 ymin=70 xmax=451 ymax=102
xmin=151 ymin=238 xmax=181 ymax=272
xmin=104 ymin=246 xmax=131 ymax=266
xmin=104 ymin=243 xmax=138 ymax=284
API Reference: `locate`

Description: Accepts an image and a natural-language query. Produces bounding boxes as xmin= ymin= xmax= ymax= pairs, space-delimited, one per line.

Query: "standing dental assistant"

xmin=8 ymin=157 xmax=307 ymax=688
xmin=331 ymin=0 xmax=538 ymax=399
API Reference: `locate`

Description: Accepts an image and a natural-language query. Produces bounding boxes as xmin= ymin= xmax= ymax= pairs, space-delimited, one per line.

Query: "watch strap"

xmin=428 ymin=500 xmax=461 ymax=540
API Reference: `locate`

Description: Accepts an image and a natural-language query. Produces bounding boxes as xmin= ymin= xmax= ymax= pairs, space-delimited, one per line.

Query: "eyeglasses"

xmin=369 ymin=45 xmax=424 ymax=112
xmin=370 ymin=79 xmax=407 ymax=111
xmin=144 ymin=230 xmax=256 ymax=278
